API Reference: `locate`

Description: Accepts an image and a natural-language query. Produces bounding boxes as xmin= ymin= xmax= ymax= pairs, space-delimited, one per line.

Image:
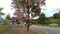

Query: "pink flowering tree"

xmin=12 ymin=0 xmax=45 ymax=31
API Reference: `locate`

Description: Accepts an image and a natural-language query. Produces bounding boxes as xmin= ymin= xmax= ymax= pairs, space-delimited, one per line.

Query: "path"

xmin=30 ymin=25 xmax=60 ymax=34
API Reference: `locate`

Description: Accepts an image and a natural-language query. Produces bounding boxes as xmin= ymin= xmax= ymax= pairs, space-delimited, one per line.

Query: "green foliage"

xmin=53 ymin=13 xmax=60 ymax=18
xmin=0 ymin=25 xmax=10 ymax=30
xmin=0 ymin=26 xmax=7 ymax=30
xmin=50 ymin=18 xmax=60 ymax=24
xmin=0 ymin=8 xmax=5 ymax=19
xmin=5 ymin=14 xmax=11 ymax=20
xmin=50 ymin=11 xmax=60 ymax=24
xmin=53 ymin=11 xmax=60 ymax=18
xmin=33 ymin=13 xmax=51 ymax=25
xmin=31 ymin=4 xmax=41 ymax=17
xmin=16 ymin=19 xmax=20 ymax=24
xmin=37 ymin=13 xmax=46 ymax=24
xmin=0 ymin=19 xmax=10 ymax=25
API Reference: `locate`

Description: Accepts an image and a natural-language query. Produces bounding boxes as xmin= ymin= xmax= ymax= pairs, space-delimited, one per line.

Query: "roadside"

xmin=31 ymin=25 xmax=60 ymax=34
xmin=0 ymin=25 xmax=45 ymax=34
xmin=32 ymin=25 xmax=60 ymax=28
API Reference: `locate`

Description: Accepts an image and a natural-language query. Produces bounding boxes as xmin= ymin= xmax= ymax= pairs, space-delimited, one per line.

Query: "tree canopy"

xmin=12 ymin=0 xmax=45 ymax=23
xmin=0 ymin=8 xmax=4 ymax=19
xmin=5 ymin=14 xmax=11 ymax=20
xmin=12 ymin=0 xmax=45 ymax=31
xmin=53 ymin=11 xmax=60 ymax=18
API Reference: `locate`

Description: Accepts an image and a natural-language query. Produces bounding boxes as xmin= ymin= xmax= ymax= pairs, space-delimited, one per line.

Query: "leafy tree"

xmin=36 ymin=13 xmax=46 ymax=24
xmin=35 ymin=13 xmax=51 ymax=25
xmin=12 ymin=0 xmax=45 ymax=31
xmin=0 ymin=8 xmax=4 ymax=19
xmin=5 ymin=14 xmax=11 ymax=20
xmin=53 ymin=13 xmax=60 ymax=18
xmin=53 ymin=11 xmax=60 ymax=18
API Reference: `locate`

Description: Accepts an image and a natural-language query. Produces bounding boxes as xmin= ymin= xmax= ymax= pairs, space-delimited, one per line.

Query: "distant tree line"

xmin=53 ymin=11 xmax=60 ymax=18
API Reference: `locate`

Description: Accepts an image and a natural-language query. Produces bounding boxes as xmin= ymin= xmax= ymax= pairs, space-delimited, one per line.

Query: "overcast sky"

xmin=0 ymin=0 xmax=60 ymax=17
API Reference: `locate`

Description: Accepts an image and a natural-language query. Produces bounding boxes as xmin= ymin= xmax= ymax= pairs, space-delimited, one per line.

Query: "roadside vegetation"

xmin=32 ymin=11 xmax=60 ymax=27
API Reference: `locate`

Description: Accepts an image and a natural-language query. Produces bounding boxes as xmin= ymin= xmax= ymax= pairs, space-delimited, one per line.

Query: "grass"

xmin=44 ymin=25 xmax=60 ymax=28
xmin=0 ymin=24 xmax=19 ymax=31
xmin=0 ymin=25 xmax=10 ymax=30
xmin=50 ymin=18 xmax=60 ymax=24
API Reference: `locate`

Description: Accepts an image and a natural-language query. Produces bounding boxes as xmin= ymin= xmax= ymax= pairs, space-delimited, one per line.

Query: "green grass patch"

xmin=50 ymin=18 xmax=60 ymax=24
xmin=0 ymin=25 xmax=10 ymax=30
xmin=46 ymin=26 xmax=60 ymax=28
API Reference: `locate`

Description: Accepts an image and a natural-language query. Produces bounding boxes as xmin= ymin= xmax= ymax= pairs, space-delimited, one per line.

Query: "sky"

xmin=0 ymin=0 xmax=14 ymax=17
xmin=41 ymin=0 xmax=60 ymax=17
xmin=0 ymin=0 xmax=60 ymax=17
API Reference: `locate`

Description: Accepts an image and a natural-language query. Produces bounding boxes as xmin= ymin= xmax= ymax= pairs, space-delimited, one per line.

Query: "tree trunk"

xmin=26 ymin=8 xmax=30 ymax=31
xmin=26 ymin=0 xmax=30 ymax=31
xmin=27 ymin=8 xmax=30 ymax=31
xmin=27 ymin=24 xmax=29 ymax=31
